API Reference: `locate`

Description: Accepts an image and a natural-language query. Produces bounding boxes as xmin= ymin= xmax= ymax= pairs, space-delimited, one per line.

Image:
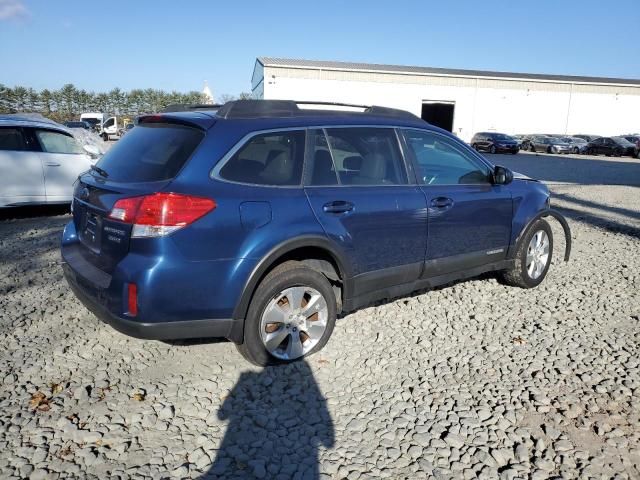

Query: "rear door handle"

xmin=45 ymin=162 xmax=61 ymax=167
xmin=430 ymin=197 xmax=454 ymax=209
xmin=323 ymin=200 xmax=354 ymax=214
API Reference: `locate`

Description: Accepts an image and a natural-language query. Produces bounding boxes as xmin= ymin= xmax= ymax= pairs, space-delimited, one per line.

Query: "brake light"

xmin=108 ymin=193 xmax=216 ymax=237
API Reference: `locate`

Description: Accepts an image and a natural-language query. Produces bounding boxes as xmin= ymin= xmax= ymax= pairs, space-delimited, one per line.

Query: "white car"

xmin=0 ymin=116 xmax=100 ymax=208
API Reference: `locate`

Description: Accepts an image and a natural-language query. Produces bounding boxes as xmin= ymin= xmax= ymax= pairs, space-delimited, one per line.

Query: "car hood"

xmin=513 ymin=171 xmax=539 ymax=182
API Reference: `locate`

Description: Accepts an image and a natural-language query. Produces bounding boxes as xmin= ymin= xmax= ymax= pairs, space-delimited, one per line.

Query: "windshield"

xmin=613 ymin=136 xmax=634 ymax=146
xmin=94 ymin=122 xmax=203 ymax=182
xmin=82 ymin=118 xmax=100 ymax=126
xmin=493 ymin=133 xmax=512 ymax=141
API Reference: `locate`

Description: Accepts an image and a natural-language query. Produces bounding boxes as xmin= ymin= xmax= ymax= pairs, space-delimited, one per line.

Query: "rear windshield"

xmin=94 ymin=123 xmax=203 ymax=182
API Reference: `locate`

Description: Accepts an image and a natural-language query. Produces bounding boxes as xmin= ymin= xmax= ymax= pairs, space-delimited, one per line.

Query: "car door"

xmin=304 ymin=128 xmax=427 ymax=296
xmin=0 ymin=126 xmax=46 ymax=207
xmin=31 ymin=128 xmax=93 ymax=203
xmin=604 ymin=138 xmax=615 ymax=155
xmin=400 ymin=128 xmax=512 ymax=278
xmin=485 ymin=134 xmax=495 ymax=151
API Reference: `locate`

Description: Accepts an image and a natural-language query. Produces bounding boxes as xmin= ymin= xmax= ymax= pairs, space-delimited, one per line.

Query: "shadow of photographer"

xmin=203 ymin=360 xmax=334 ymax=479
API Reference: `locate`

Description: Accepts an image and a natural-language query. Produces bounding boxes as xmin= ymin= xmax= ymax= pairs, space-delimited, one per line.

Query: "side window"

xmin=324 ymin=128 xmax=407 ymax=185
xmin=402 ymin=129 xmax=490 ymax=185
xmin=219 ymin=130 xmax=305 ymax=186
xmin=35 ymin=130 xmax=83 ymax=154
xmin=0 ymin=127 xmax=27 ymax=151
xmin=307 ymin=129 xmax=338 ymax=186
xmin=103 ymin=118 xmax=115 ymax=128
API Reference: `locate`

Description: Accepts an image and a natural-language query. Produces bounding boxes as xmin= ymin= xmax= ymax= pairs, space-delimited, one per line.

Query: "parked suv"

xmin=470 ymin=132 xmax=519 ymax=154
xmin=61 ymin=100 xmax=571 ymax=365
xmin=0 ymin=115 xmax=99 ymax=208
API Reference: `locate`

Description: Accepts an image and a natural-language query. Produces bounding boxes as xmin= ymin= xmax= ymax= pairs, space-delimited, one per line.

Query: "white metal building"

xmin=252 ymin=57 xmax=640 ymax=142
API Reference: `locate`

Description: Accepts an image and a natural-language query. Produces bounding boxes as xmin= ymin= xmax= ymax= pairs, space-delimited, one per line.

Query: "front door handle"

xmin=45 ymin=162 xmax=61 ymax=167
xmin=430 ymin=197 xmax=454 ymax=209
xmin=323 ymin=200 xmax=354 ymax=214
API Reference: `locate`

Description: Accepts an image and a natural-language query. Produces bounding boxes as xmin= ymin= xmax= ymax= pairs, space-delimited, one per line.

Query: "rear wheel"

xmin=573 ymin=147 xmax=579 ymax=154
xmin=236 ymin=261 xmax=337 ymax=366
xmin=490 ymin=145 xmax=497 ymax=154
xmin=529 ymin=144 xmax=536 ymax=152
xmin=499 ymin=219 xmax=553 ymax=288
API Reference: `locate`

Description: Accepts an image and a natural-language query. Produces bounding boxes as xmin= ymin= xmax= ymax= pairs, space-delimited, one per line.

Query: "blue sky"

xmin=1 ymin=0 xmax=639 ymax=97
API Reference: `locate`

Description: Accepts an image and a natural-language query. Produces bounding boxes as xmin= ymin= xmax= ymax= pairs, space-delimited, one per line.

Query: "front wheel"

xmin=101 ymin=133 xmax=109 ymax=141
xmin=529 ymin=144 xmax=536 ymax=153
xmin=499 ymin=219 xmax=553 ymax=288
xmin=236 ymin=261 xmax=337 ymax=366
xmin=490 ymin=145 xmax=497 ymax=154
xmin=573 ymin=147 xmax=579 ymax=154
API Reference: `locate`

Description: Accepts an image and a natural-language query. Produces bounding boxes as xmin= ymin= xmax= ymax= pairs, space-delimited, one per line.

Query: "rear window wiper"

xmin=90 ymin=165 xmax=109 ymax=178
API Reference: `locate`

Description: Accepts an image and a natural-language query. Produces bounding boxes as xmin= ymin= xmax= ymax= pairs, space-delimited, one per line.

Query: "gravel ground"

xmin=0 ymin=153 xmax=639 ymax=479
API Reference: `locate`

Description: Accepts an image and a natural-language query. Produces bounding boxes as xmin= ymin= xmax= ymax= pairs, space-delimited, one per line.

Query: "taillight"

xmin=108 ymin=193 xmax=216 ymax=237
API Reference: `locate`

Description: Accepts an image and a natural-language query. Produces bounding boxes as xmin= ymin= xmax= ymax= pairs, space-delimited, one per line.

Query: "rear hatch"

xmin=71 ymin=119 xmax=207 ymax=274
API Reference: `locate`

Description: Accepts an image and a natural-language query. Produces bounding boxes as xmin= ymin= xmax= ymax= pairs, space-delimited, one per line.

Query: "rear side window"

xmin=0 ymin=127 xmax=27 ymax=151
xmin=95 ymin=123 xmax=203 ymax=182
xmin=219 ymin=130 xmax=305 ymax=186
xmin=324 ymin=128 xmax=407 ymax=185
xmin=35 ymin=129 xmax=83 ymax=154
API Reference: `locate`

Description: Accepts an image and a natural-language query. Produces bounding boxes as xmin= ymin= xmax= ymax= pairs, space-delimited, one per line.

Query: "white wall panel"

xmin=260 ymin=66 xmax=640 ymax=142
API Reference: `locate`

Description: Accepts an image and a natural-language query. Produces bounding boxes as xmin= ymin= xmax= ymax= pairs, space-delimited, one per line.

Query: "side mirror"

xmin=493 ymin=165 xmax=513 ymax=185
xmin=83 ymin=144 xmax=101 ymax=159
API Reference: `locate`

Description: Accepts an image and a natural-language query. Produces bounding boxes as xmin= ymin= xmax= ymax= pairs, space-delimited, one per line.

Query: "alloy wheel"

xmin=526 ymin=230 xmax=550 ymax=280
xmin=260 ymin=286 xmax=328 ymax=360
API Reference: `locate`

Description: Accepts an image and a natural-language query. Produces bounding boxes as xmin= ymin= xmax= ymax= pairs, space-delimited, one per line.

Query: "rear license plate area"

xmin=80 ymin=210 xmax=102 ymax=254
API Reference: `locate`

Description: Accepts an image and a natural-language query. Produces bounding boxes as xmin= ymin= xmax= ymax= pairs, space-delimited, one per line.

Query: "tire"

xmin=613 ymin=149 xmax=622 ymax=157
xmin=573 ymin=147 xmax=579 ymax=154
xmin=236 ymin=261 xmax=337 ymax=366
xmin=490 ymin=145 xmax=497 ymax=154
xmin=102 ymin=133 xmax=108 ymax=141
xmin=547 ymin=146 xmax=553 ymax=154
xmin=472 ymin=143 xmax=478 ymax=151
xmin=499 ymin=219 xmax=553 ymax=289
xmin=529 ymin=144 xmax=536 ymax=153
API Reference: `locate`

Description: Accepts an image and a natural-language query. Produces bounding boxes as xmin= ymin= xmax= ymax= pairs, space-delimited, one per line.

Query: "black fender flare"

xmin=232 ymin=235 xmax=352 ymax=323
xmin=511 ymin=209 xmax=572 ymax=262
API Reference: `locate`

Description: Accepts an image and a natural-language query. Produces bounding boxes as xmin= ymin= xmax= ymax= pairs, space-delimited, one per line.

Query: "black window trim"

xmin=212 ymin=125 xmax=416 ymax=189
xmin=211 ymin=127 xmax=307 ymax=189
xmin=400 ymin=127 xmax=494 ymax=187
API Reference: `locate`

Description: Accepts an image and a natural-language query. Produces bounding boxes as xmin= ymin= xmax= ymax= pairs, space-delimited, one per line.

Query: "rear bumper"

xmin=63 ymin=262 xmax=242 ymax=341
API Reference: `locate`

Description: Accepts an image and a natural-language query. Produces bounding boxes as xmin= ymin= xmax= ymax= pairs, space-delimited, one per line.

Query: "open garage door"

xmin=421 ymin=102 xmax=455 ymax=132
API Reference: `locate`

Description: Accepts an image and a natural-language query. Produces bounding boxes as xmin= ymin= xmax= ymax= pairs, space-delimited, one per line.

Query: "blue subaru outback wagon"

xmin=62 ymin=100 xmax=571 ymax=365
